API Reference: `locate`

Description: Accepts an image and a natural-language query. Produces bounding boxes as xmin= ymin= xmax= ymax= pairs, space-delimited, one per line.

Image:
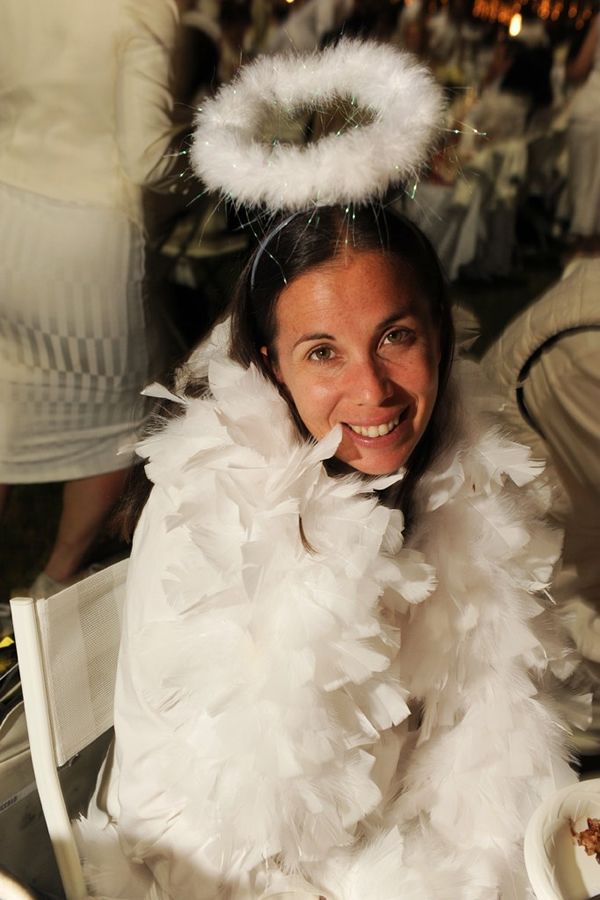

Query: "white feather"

xmin=78 ymin=355 xmax=575 ymax=899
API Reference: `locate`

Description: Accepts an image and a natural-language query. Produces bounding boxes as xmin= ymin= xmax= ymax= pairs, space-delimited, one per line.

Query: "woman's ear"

xmin=260 ymin=346 xmax=282 ymax=382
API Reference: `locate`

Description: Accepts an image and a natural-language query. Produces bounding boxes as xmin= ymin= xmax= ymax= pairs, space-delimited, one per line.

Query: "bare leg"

xmin=0 ymin=484 xmax=10 ymax=520
xmin=44 ymin=469 xmax=130 ymax=582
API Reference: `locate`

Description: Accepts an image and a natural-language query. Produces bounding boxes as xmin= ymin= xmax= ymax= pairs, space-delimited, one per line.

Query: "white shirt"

xmin=0 ymin=0 xmax=181 ymax=223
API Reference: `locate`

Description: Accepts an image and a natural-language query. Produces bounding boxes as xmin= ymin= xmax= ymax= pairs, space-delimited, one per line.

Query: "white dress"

xmin=0 ymin=0 xmax=181 ymax=482
xmin=75 ymin=346 xmax=575 ymax=900
xmin=0 ymin=185 xmax=148 ymax=481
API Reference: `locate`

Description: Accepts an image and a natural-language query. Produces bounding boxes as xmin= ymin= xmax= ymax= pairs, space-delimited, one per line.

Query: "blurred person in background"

xmin=481 ymin=255 xmax=600 ymax=752
xmin=395 ymin=0 xmax=428 ymax=57
xmin=265 ymin=0 xmax=354 ymax=54
xmin=174 ymin=3 xmax=221 ymax=106
xmin=0 ymin=0 xmax=190 ymax=597
xmin=321 ymin=0 xmax=401 ymax=43
xmin=456 ymin=33 xmax=553 ymax=157
xmin=565 ymin=9 xmax=600 ymax=248
xmin=217 ymin=0 xmax=254 ymax=82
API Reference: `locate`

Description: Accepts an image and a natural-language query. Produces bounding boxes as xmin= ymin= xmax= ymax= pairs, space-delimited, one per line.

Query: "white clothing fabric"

xmin=568 ymin=116 xmax=600 ymax=235
xmin=481 ymin=257 xmax=600 ymax=742
xmin=0 ymin=184 xmax=149 ymax=482
xmin=517 ymin=20 xmax=550 ymax=49
xmin=567 ymin=15 xmax=600 ymax=235
xmin=402 ymin=137 xmax=528 ymax=281
xmin=0 ymin=0 xmax=181 ymax=226
xmin=76 ymin=348 xmax=574 ymax=900
xmin=459 ymin=87 xmax=530 ymax=155
xmin=0 ymin=0 xmax=181 ymax=481
xmin=266 ymin=0 xmax=352 ymax=53
xmin=426 ymin=9 xmax=460 ymax=64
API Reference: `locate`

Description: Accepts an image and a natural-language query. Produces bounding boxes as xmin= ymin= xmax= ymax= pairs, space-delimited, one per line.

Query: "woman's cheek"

xmin=292 ymin=373 xmax=339 ymax=440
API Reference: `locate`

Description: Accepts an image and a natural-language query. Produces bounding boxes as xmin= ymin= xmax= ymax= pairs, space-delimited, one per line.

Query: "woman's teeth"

xmin=348 ymin=415 xmax=400 ymax=437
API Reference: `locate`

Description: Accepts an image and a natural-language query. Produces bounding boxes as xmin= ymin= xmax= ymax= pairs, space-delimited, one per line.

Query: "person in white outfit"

xmin=0 ymin=0 xmax=187 ymax=595
xmin=74 ymin=41 xmax=576 ymax=900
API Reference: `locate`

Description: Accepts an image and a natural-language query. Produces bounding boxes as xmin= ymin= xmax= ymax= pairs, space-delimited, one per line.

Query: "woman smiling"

xmin=75 ymin=42 xmax=574 ymax=900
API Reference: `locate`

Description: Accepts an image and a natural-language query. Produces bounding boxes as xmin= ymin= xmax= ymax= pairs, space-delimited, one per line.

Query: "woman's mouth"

xmin=345 ymin=409 xmax=409 ymax=438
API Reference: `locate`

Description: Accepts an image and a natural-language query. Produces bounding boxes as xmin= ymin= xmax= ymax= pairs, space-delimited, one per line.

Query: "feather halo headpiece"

xmin=191 ymin=39 xmax=445 ymax=213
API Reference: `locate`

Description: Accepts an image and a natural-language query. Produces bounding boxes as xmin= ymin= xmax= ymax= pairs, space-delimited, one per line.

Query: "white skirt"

xmin=0 ymin=182 xmax=150 ymax=482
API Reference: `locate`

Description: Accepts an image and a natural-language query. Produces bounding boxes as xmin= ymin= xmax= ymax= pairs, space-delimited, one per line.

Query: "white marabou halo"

xmin=191 ymin=39 xmax=445 ymax=212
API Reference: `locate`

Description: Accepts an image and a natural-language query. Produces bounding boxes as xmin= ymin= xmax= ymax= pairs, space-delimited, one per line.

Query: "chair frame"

xmin=10 ymin=559 xmax=127 ymax=900
xmin=10 ymin=595 xmax=88 ymax=899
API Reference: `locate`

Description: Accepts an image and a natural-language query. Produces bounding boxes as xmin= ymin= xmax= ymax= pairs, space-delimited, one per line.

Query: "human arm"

xmin=522 ymin=328 xmax=600 ymax=655
xmin=566 ymin=14 xmax=599 ymax=83
xmin=115 ymin=0 xmax=190 ymax=188
xmin=522 ymin=328 xmax=600 ymax=533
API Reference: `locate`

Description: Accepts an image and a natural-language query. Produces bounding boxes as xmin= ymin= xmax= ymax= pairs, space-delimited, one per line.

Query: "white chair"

xmin=10 ymin=559 xmax=128 ymax=900
xmin=524 ymin=777 xmax=600 ymax=900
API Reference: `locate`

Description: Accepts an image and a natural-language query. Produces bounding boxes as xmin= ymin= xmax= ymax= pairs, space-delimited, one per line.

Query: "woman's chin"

xmin=347 ymin=459 xmax=406 ymax=476
xmin=337 ymin=445 xmax=412 ymax=476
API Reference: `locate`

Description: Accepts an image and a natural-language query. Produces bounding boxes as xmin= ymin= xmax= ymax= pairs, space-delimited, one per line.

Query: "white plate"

xmin=525 ymin=778 xmax=600 ymax=900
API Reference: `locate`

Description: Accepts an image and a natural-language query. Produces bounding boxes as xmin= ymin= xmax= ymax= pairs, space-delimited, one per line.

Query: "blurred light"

xmin=285 ymin=0 xmax=295 ymax=4
xmin=509 ymin=11 xmax=523 ymax=32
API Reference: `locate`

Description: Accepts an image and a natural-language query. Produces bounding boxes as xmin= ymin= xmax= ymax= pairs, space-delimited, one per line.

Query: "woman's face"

xmin=265 ymin=250 xmax=441 ymax=476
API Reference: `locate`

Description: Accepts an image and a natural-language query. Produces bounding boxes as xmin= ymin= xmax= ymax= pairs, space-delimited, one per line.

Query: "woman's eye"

xmin=308 ymin=345 xmax=334 ymax=362
xmin=383 ymin=327 xmax=413 ymax=346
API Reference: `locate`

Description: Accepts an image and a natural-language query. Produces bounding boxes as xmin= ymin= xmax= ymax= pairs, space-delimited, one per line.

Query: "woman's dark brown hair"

xmin=117 ymin=205 xmax=455 ymax=539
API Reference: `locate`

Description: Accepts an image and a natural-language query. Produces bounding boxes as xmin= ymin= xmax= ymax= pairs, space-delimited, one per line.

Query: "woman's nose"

xmin=349 ymin=357 xmax=394 ymax=405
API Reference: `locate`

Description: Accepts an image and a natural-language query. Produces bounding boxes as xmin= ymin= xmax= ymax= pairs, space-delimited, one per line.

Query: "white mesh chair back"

xmin=10 ymin=558 xmax=128 ymax=900
xmin=33 ymin=560 xmax=127 ymax=766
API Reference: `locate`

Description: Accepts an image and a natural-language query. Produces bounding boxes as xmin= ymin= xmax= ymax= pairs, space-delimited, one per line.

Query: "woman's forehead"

xmin=273 ymin=249 xmax=430 ymax=336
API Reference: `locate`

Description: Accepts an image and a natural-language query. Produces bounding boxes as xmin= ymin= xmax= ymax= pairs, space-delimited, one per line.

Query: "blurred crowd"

xmin=168 ymin=0 xmax=600 ymax=279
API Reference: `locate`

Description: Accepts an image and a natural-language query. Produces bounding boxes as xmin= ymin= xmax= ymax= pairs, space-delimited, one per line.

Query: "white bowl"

xmin=525 ymin=778 xmax=600 ymax=900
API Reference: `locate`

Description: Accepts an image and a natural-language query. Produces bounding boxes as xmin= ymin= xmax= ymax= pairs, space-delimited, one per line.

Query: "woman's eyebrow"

xmin=377 ymin=310 xmax=412 ymax=330
xmin=293 ymin=331 xmax=335 ymax=349
xmin=292 ymin=309 xmax=415 ymax=349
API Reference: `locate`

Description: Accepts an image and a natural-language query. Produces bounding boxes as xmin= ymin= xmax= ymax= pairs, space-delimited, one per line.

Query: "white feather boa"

xmin=76 ymin=354 xmax=575 ymax=900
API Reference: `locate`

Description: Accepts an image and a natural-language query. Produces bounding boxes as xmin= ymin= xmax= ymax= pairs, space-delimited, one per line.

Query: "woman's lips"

xmin=342 ymin=408 xmax=410 ymax=444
